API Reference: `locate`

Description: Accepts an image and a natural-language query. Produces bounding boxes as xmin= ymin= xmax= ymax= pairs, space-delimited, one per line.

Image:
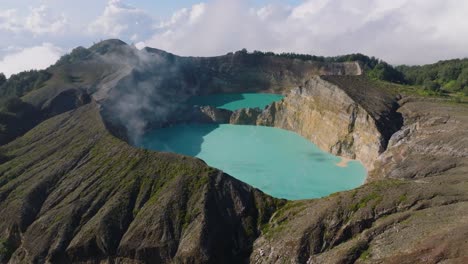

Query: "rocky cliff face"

xmin=179 ymin=75 xmax=401 ymax=172
xmin=15 ymin=40 xmax=362 ymax=144
xmin=249 ymin=98 xmax=468 ymax=264
xmin=228 ymin=76 xmax=402 ymax=171
xmin=370 ymin=97 xmax=468 ymax=181
xmin=265 ymin=77 xmax=386 ymax=170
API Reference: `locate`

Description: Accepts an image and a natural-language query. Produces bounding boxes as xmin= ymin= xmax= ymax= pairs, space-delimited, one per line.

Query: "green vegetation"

xmin=0 ymin=74 xmax=5 ymax=87
xmin=359 ymin=248 xmax=371 ymax=260
xmin=245 ymin=50 xmax=379 ymax=66
xmin=273 ymin=201 xmax=307 ymax=220
xmin=0 ymin=96 xmax=41 ymax=145
xmin=260 ymin=200 xmax=306 ymax=239
xmin=89 ymin=39 xmax=127 ymax=55
xmin=347 ymin=240 xmax=370 ymax=262
xmin=0 ymin=238 xmax=14 ymax=262
xmin=0 ymin=70 xmax=51 ymax=99
xmin=236 ymin=49 xmax=468 ymax=100
xmin=397 ymin=59 xmax=468 ymax=95
xmin=236 ymin=50 xmax=406 ymax=83
xmin=398 ymin=194 xmax=408 ymax=203
xmin=367 ymin=62 xmax=405 ymax=83
xmin=349 ymin=192 xmax=383 ymax=212
xmin=55 ymin=46 xmax=93 ymax=66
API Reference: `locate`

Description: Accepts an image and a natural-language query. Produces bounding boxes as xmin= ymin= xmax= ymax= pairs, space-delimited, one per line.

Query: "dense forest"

xmin=0 ymin=70 xmax=51 ymax=99
xmin=238 ymin=50 xmax=407 ymax=84
xmin=236 ymin=49 xmax=468 ymax=95
xmin=0 ymin=70 xmax=51 ymax=145
xmin=397 ymin=59 xmax=468 ymax=94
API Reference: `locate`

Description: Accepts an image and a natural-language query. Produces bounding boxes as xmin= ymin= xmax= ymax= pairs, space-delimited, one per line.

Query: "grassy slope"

xmin=0 ymin=102 xmax=281 ymax=263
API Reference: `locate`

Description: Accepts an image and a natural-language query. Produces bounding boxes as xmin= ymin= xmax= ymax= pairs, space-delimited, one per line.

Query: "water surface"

xmin=188 ymin=93 xmax=284 ymax=111
xmin=139 ymin=124 xmax=366 ymax=200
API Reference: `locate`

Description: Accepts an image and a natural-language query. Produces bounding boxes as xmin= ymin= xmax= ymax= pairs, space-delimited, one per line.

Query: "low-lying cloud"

xmin=0 ymin=43 xmax=63 ymax=77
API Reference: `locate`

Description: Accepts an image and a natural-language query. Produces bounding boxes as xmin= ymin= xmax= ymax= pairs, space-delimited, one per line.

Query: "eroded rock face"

xmin=229 ymin=76 xmax=401 ymax=171
xmin=249 ymin=99 xmax=468 ymax=264
xmin=191 ymin=106 xmax=232 ymax=124
xmin=370 ymin=98 xmax=468 ymax=181
xmin=271 ymin=77 xmax=384 ymax=170
xmin=230 ymin=108 xmax=263 ymax=125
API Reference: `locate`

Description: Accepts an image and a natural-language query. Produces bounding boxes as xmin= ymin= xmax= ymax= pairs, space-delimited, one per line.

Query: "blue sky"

xmin=1 ymin=0 xmax=468 ymax=76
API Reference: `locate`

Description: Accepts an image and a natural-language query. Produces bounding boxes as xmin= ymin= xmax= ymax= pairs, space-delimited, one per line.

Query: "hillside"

xmin=0 ymin=102 xmax=281 ymax=263
xmin=397 ymin=58 xmax=468 ymax=95
xmin=0 ymin=40 xmax=467 ymax=263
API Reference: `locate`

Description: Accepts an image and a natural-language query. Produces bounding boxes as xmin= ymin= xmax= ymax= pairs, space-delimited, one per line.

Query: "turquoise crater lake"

xmin=187 ymin=93 xmax=284 ymax=111
xmin=139 ymin=124 xmax=367 ymax=200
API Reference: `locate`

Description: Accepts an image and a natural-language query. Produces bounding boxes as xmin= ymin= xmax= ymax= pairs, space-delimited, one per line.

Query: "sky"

xmin=1 ymin=0 xmax=468 ymax=77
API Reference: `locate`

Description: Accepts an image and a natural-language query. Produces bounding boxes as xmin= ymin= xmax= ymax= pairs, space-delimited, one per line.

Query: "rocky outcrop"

xmin=15 ymin=40 xmax=363 ymax=145
xmin=370 ymin=97 xmax=468 ymax=181
xmin=249 ymin=98 xmax=468 ymax=264
xmin=230 ymin=108 xmax=263 ymax=125
xmin=229 ymin=76 xmax=402 ymax=171
xmin=190 ymin=106 xmax=232 ymax=124
xmin=270 ymin=77 xmax=384 ymax=170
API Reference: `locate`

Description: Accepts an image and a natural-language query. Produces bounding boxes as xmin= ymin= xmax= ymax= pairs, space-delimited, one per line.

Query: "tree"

xmin=0 ymin=70 xmax=51 ymax=97
xmin=367 ymin=62 xmax=406 ymax=83
xmin=423 ymin=79 xmax=441 ymax=92
xmin=0 ymin=73 xmax=6 ymax=86
xmin=56 ymin=47 xmax=92 ymax=66
xmin=3 ymin=96 xmax=27 ymax=113
xmin=456 ymin=68 xmax=468 ymax=89
xmin=438 ymin=63 xmax=461 ymax=82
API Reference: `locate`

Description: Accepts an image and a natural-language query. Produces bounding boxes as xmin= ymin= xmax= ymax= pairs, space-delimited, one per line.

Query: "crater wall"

xmin=226 ymin=76 xmax=402 ymax=171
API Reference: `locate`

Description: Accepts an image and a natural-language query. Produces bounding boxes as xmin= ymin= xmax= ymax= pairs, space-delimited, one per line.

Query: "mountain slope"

xmin=251 ymin=98 xmax=468 ymax=263
xmin=0 ymin=102 xmax=280 ymax=263
xmin=0 ymin=40 xmax=467 ymax=263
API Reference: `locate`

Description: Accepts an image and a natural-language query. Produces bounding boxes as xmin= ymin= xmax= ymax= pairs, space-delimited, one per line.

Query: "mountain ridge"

xmin=0 ymin=39 xmax=467 ymax=263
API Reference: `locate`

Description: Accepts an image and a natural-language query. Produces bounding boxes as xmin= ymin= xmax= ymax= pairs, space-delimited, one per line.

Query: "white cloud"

xmin=143 ymin=0 xmax=468 ymax=64
xmin=189 ymin=3 xmax=206 ymax=24
xmin=88 ymin=0 xmax=154 ymax=42
xmin=0 ymin=0 xmax=467 ymax=66
xmin=147 ymin=0 xmax=278 ymax=57
xmin=290 ymin=0 xmax=329 ymax=19
xmin=0 ymin=43 xmax=63 ymax=77
xmin=0 ymin=5 xmax=67 ymax=35
xmin=24 ymin=5 xmax=68 ymax=35
xmin=134 ymin=41 xmax=146 ymax=50
xmin=156 ymin=3 xmax=205 ymax=30
xmin=256 ymin=4 xmax=291 ymax=21
xmin=0 ymin=9 xmax=23 ymax=32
